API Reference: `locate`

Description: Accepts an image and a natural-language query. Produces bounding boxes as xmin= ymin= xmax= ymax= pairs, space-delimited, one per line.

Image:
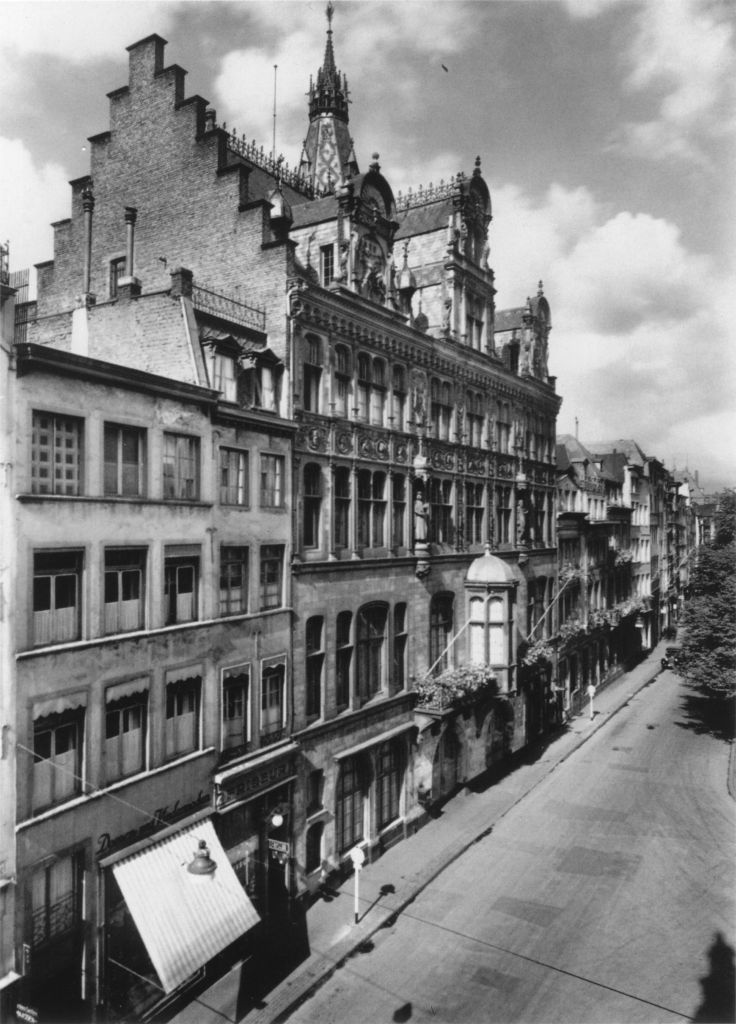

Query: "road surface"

xmin=288 ymin=671 xmax=735 ymax=1023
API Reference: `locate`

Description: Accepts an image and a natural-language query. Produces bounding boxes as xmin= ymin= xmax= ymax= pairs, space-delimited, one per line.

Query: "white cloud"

xmin=0 ymin=137 xmax=69 ymax=285
xmin=215 ymin=35 xmax=314 ymax=169
xmin=561 ymin=0 xmax=620 ymax=18
xmin=0 ymin=0 xmax=177 ymax=61
xmin=490 ymin=178 xmax=734 ymax=489
xmin=491 ymin=182 xmax=601 ymax=309
xmin=556 ymin=211 xmax=711 ymax=333
xmin=610 ymin=0 xmax=736 ymax=162
xmin=214 ymin=0 xmax=478 ymax=171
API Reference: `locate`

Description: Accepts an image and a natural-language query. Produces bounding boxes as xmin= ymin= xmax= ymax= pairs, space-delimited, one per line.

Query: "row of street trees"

xmin=680 ymin=491 xmax=736 ymax=698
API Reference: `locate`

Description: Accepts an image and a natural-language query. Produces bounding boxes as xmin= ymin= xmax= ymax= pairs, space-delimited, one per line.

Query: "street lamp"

xmin=270 ymin=810 xmax=284 ymax=829
xmin=187 ymin=839 xmax=217 ymax=882
xmin=349 ymin=846 xmax=365 ymax=925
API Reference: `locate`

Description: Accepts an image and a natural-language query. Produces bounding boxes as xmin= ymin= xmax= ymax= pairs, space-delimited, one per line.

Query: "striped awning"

xmin=112 ymin=818 xmax=259 ymax=993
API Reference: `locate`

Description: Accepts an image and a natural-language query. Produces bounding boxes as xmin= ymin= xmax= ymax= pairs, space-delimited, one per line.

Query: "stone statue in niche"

xmin=410 ymin=368 xmax=428 ymax=427
xmin=442 ymin=297 xmax=453 ymax=335
xmin=520 ymin=331 xmax=534 ymax=376
xmin=414 ymin=492 xmax=430 ymax=542
xmin=516 ymin=500 xmax=527 ymax=546
xmin=337 ymin=241 xmax=350 ymax=282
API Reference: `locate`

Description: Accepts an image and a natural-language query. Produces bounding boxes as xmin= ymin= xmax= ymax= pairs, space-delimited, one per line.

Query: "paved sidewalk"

xmin=171 ymin=643 xmax=669 ymax=1024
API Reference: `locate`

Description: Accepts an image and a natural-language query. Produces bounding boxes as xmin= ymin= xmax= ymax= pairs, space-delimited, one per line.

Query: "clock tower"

xmin=300 ymin=2 xmax=359 ymax=193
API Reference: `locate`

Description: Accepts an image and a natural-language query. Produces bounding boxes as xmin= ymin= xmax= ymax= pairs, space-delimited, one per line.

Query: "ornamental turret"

xmin=299 ymin=2 xmax=359 ymax=193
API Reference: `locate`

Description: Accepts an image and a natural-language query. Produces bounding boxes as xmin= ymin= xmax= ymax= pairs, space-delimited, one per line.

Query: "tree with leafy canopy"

xmin=680 ymin=491 xmax=736 ymax=697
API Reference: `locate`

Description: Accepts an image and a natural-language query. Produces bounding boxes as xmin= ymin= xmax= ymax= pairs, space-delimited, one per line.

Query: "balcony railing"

xmin=32 ymin=892 xmax=78 ymax=947
xmin=192 ymin=284 xmax=266 ymax=333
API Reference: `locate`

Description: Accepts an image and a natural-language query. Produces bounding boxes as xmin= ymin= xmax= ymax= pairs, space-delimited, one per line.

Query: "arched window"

xmin=429 ymin=477 xmax=453 ymax=544
xmin=377 ymin=739 xmax=404 ymax=829
xmin=357 ymin=354 xmax=371 ymax=420
xmin=356 ymin=603 xmax=388 ymax=704
xmin=392 ymin=365 xmax=407 ymax=430
xmin=496 ymin=486 xmax=512 ymax=544
xmin=496 ymin=402 xmax=510 ymax=453
xmin=466 ymin=391 xmax=484 ymax=447
xmin=304 ymin=335 xmax=322 ymax=413
xmin=305 ymin=616 xmax=324 ymax=720
xmin=303 ymin=464 xmax=322 ymax=548
xmin=392 ymin=603 xmax=408 ymax=693
xmin=357 ymin=470 xmax=386 ymax=549
xmin=336 ymin=611 xmax=352 ymax=710
xmin=429 ymin=593 xmax=454 ymax=675
xmin=334 ymin=345 xmax=351 ymax=418
xmin=431 ymin=379 xmax=453 ymax=440
xmin=333 ymin=466 xmax=351 ymax=550
xmin=370 ymin=359 xmax=386 ymax=425
xmin=392 ymin=473 xmax=406 ymax=548
xmin=336 ymin=755 xmax=365 ymax=852
xmin=465 ymin=481 xmax=485 ymax=545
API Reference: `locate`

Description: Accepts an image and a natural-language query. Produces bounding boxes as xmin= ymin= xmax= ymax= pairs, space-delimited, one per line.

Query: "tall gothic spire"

xmin=309 ymin=1 xmax=349 ymax=122
xmin=300 ymin=2 xmax=358 ymax=193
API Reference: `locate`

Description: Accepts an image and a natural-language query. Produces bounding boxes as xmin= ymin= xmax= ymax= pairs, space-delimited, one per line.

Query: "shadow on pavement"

xmin=676 ymin=683 xmax=735 ymax=743
xmin=235 ymin=907 xmax=311 ymax=1020
xmin=692 ymin=931 xmax=736 ymax=1023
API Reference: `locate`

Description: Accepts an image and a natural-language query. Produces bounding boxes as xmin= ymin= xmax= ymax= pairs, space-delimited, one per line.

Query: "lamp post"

xmin=349 ymin=846 xmax=365 ymax=925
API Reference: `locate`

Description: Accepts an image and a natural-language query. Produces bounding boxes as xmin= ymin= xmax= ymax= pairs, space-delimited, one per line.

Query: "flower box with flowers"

xmin=522 ymin=639 xmax=555 ymax=667
xmin=415 ymin=665 xmax=499 ymax=710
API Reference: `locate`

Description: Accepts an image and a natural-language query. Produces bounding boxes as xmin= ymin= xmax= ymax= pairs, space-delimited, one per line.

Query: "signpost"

xmin=349 ymin=846 xmax=365 ymax=925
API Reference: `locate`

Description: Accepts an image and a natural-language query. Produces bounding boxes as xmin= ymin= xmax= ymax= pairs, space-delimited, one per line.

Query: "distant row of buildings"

xmin=0 ymin=16 xmax=710 ymax=1023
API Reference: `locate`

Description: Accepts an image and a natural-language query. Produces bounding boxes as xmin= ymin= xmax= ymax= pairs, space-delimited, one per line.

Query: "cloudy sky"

xmin=1 ymin=0 xmax=734 ymax=489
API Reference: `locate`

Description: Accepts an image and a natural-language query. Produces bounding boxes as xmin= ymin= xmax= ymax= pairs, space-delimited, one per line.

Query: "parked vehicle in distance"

xmin=661 ymin=646 xmax=682 ymax=671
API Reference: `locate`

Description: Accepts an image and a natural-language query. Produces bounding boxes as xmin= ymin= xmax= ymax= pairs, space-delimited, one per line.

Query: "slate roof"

xmin=291 ymin=194 xmax=340 ymax=229
xmin=556 ymin=433 xmax=594 ymax=463
xmin=494 ymin=307 xmax=526 ymax=332
xmin=586 ymin=439 xmax=647 ymax=466
xmin=394 ymin=199 xmax=452 ymax=240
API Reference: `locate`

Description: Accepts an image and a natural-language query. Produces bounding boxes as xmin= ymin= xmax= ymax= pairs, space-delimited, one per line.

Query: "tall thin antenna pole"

xmin=272 ymin=64 xmax=278 ymax=159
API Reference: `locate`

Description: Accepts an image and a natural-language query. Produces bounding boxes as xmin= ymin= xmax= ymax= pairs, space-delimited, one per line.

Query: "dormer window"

xmin=239 ymin=350 xmax=284 ymax=414
xmin=203 ymin=338 xmax=240 ymax=403
xmin=211 ymin=352 xmax=237 ymax=402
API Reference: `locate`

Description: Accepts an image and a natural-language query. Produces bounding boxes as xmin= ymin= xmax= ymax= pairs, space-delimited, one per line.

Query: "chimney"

xmin=80 ymin=186 xmax=96 ymax=305
xmin=117 ymin=207 xmax=141 ymax=298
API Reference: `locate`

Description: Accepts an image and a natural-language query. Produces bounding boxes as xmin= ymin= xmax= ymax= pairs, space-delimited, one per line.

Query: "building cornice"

xmin=15 ymin=342 xmax=219 ymax=407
